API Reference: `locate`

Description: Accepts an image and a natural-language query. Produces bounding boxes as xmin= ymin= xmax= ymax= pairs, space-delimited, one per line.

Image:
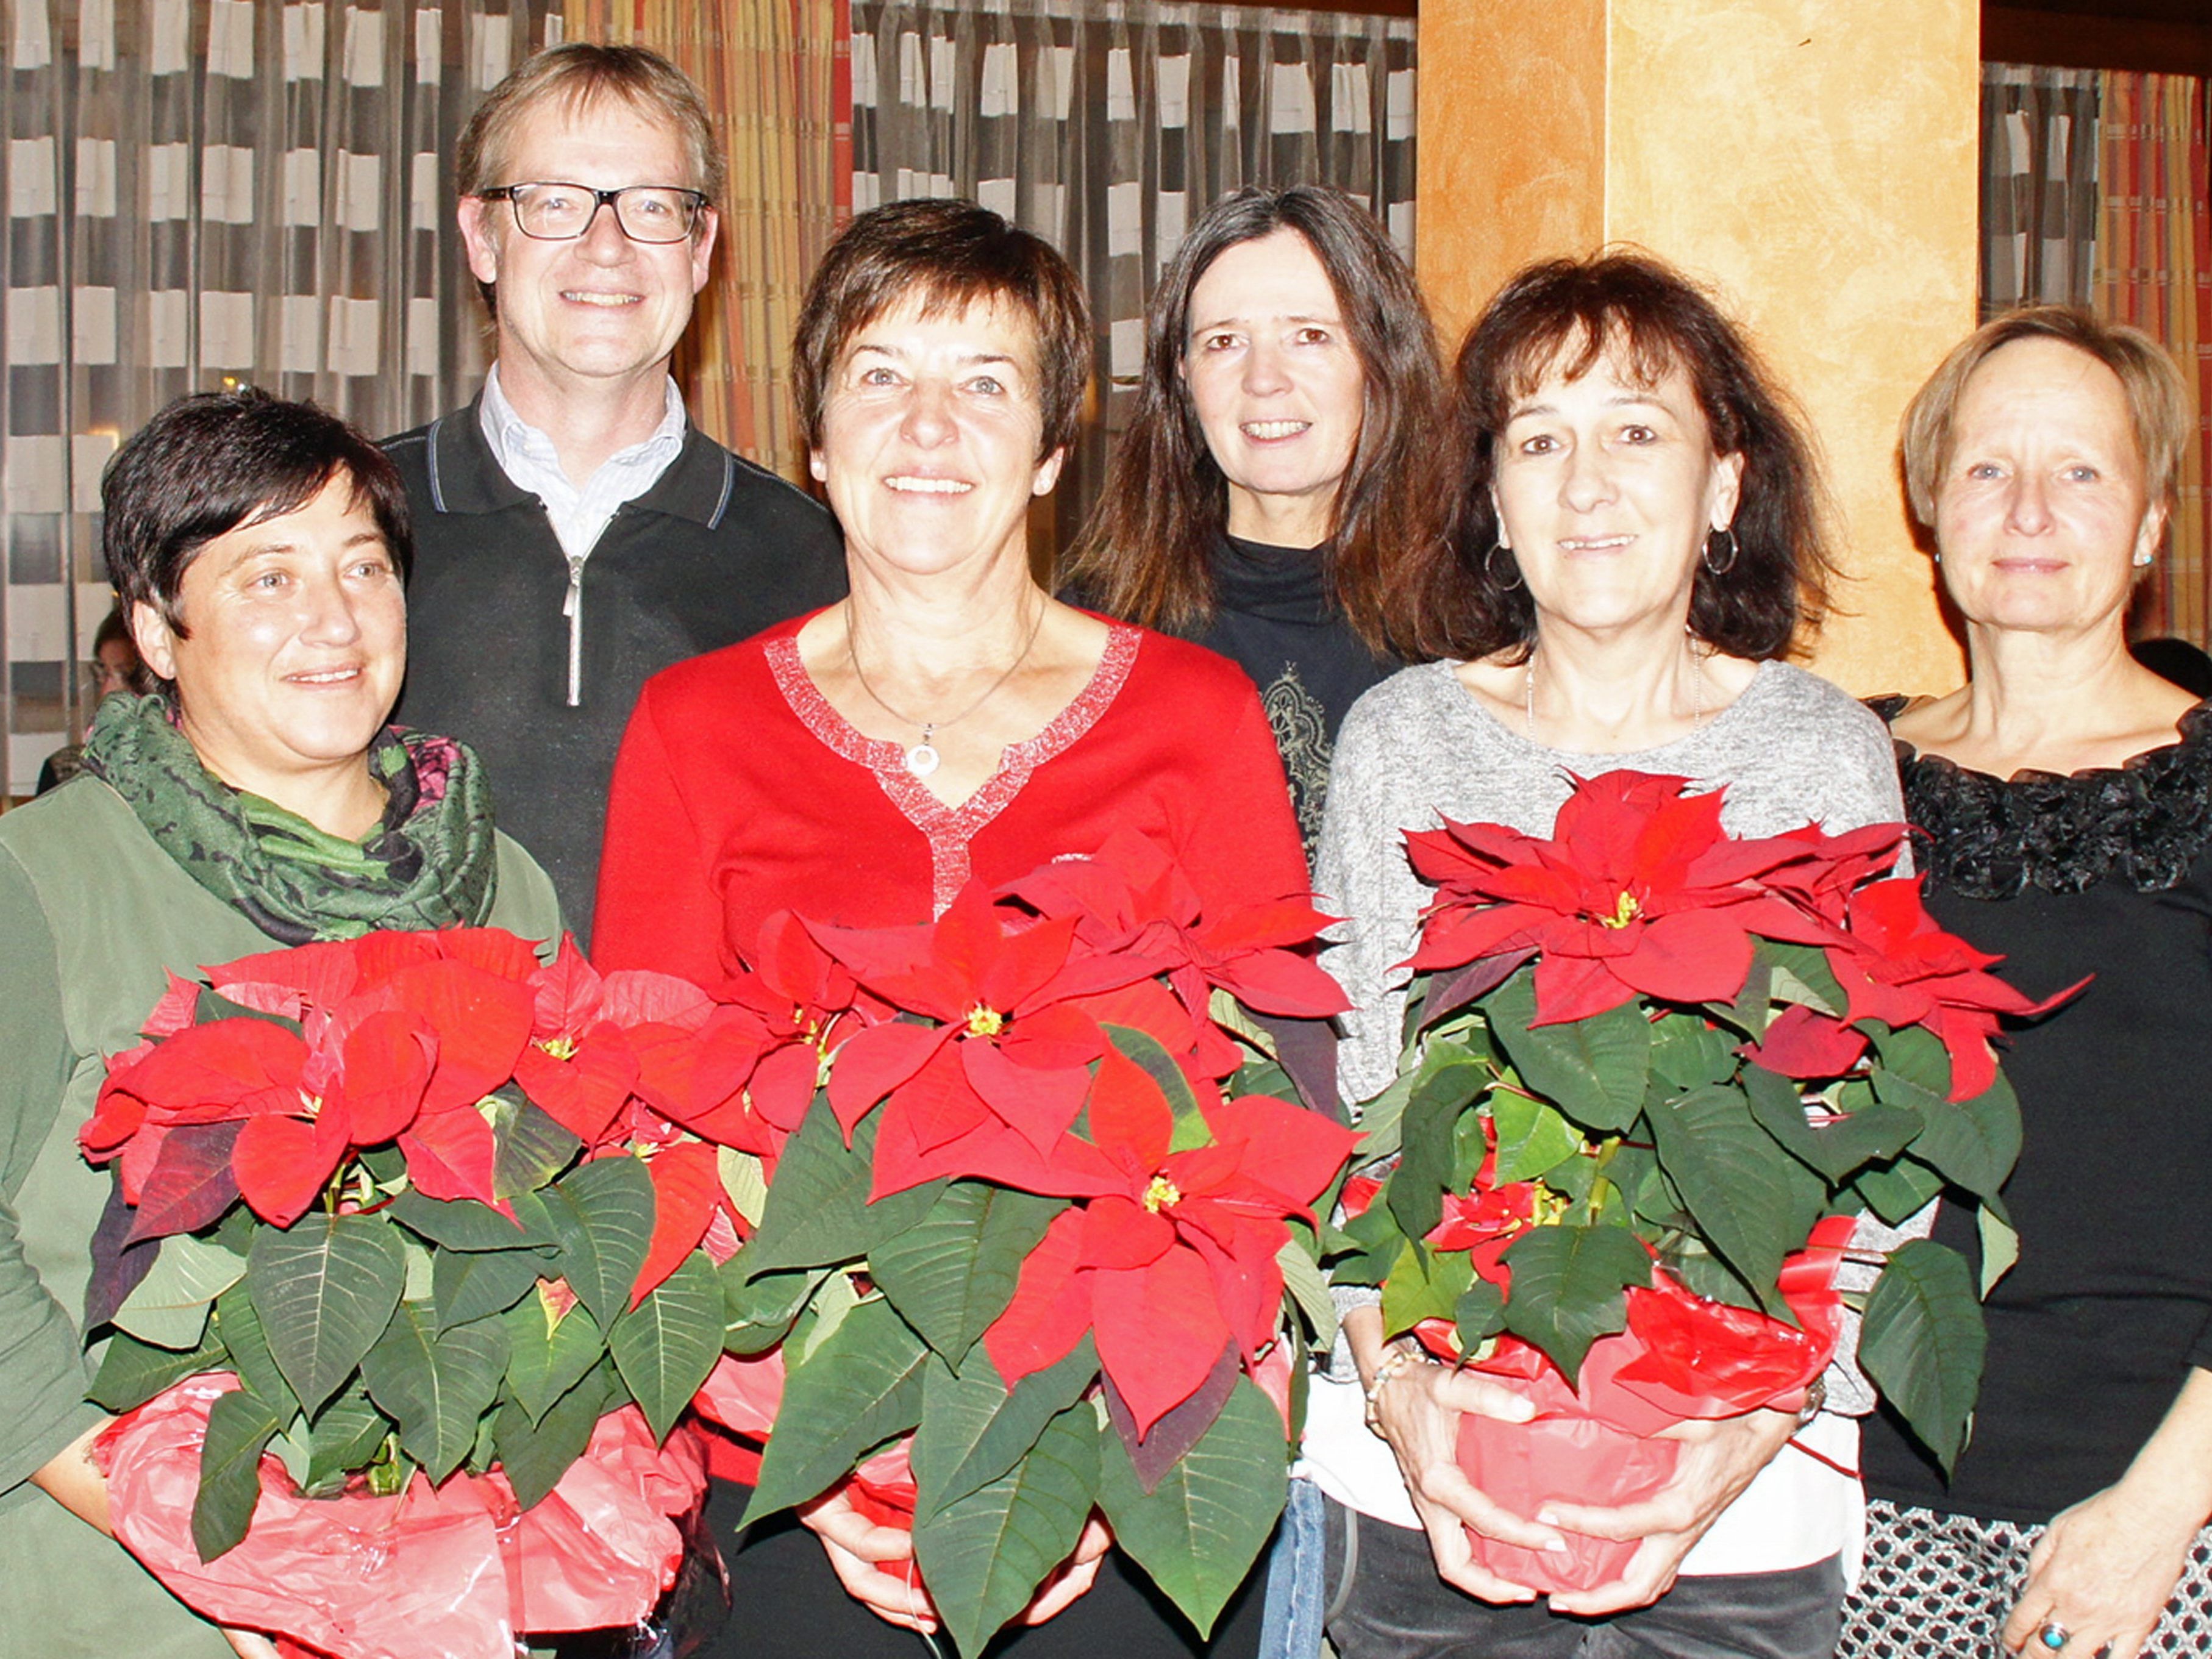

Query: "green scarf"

xmin=82 ymin=694 xmax=500 ymax=945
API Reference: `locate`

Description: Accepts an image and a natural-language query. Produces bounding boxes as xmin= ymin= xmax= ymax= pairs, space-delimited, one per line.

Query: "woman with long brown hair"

xmin=1065 ymin=185 xmax=1448 ymax=855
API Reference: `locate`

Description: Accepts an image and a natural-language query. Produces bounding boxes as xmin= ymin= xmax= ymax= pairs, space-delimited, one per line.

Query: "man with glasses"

xmin=386 ymin=42 xmax=844 ymax=943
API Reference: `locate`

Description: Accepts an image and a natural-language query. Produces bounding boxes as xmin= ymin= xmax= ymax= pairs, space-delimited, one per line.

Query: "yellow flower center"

xmin=1143 ymin=1174 xmax=1182 ymax=1213
xmin=1599 ymin=891 xmax=1642 ymax=930
xmin=540 ymin=1035 xmax=577 ymax=1061
xmin=965 ymin=1004 xmax=1006 ymax=1038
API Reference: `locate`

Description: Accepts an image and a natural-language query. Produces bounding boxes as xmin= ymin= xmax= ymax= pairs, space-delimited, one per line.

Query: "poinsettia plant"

xmin=78 ymin=925 xmax=766 ymax=1653
xmin=709 ymin=832 xmax=1358 ymax=1658
xmin=1330 ymin=771 xmax=2078 ymax=1491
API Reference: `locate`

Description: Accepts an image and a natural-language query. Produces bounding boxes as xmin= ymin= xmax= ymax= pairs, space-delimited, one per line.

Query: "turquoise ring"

xmin=2036 ymin=1621 xmax=2071 ymax=1651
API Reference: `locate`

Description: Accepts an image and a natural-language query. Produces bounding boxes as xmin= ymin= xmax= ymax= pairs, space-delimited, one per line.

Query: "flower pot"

xmin=1454 ymin=1405 xmax=1680 ymax=1595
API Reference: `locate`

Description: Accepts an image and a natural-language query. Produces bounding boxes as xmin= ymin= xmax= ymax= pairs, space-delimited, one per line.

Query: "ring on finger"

xmin=2036 ymin=1619 xmax=2072 ymax=1651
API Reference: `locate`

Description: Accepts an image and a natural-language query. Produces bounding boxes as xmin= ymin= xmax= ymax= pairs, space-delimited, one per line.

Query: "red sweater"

xmin=593 ymin=618 xmax=1309 ymax=1482
xmin=594 ymin=615 xmax=1309 ymax=977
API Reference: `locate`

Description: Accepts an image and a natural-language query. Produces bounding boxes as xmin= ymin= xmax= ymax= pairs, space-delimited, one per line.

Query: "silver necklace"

xmin=846 ymin=597 xmax=1047 ymax=778
xmin=1524 ymin=640 xmax=1708 ymax=745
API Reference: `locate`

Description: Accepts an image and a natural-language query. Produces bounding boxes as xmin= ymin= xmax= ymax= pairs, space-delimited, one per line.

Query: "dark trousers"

xmin=699 ymin=1477 xmax=1267 ymax=1659
xmin=1322 ymin=1496 xmax=1844 ymax=1659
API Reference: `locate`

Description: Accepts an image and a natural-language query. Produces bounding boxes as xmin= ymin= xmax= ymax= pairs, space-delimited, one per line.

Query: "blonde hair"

xmin=1900 ymin=306 xmax=2192 ymax=526
xmin=456 ymin=43 xmax=723 ymax=205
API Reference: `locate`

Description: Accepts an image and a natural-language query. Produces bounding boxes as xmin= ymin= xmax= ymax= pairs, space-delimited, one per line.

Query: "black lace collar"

xmin=1869 ymin=695 xmax=2212 ymax=899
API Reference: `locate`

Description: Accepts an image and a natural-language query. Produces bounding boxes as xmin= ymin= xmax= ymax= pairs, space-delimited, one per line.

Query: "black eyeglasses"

xmin=478 ymin=182 xmax=710 ymax=244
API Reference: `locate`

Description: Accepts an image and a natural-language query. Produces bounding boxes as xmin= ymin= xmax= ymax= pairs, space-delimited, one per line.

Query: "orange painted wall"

xmin=1418 ymin=0 xmax=1977 ymax=694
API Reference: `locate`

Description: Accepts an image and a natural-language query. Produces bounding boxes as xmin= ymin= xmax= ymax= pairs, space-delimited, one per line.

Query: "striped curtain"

xmin=1980 ymin=63 xmax=2102 ymax=317
xmin=0 ymin=0 xmax=556 ymax=798
xmin=2096 ymin=72 xmax=2211 ymax=644
xmin=563 ymin=0 xmax=844 ymax=482
xmin=847 ymin=0 xmax=1417 ymax=555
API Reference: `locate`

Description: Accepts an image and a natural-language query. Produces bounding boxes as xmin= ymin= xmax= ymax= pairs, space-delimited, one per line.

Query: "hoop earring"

xmin=1702 ymin=527 xmax=1739 ymax=576
xmin=1486 ymin=541 xmax=1524 ymax=591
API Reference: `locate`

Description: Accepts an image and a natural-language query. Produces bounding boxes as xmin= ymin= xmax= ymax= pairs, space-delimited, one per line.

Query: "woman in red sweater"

xmin=594 ymin=199 xmax=1307 ymax=1659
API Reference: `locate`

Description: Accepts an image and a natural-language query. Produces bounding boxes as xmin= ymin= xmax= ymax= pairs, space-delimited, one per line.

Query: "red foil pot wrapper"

xmin=1455 ymin=1407 xmax=1679 ymax=1594
xmin=1435 ymin=1215 xmax=1855 ymax=1597
xmin=97 ymin=1374 xmax=706 ymax=1659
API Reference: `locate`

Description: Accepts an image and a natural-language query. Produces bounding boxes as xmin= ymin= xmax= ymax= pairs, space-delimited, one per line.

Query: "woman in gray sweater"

xmin=1306 ymin=253 xmax=1903 ymax=1659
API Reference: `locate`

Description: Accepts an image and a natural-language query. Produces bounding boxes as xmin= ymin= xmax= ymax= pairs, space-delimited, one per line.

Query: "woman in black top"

xmin=1065 ymin=186 xmax=1446 ymax=858
xmin=1844 ymin=309 xmax=2212 ymax=1659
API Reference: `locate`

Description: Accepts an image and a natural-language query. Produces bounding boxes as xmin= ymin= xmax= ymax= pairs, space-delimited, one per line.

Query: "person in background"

xmin=1065 ymin=185 xmax=1446 ymax=857
xmin=35 ymin=607 xmax=149 ymax=794
xmin=2129 ymin=635 xmax=2212 ymax=699
xmin=595 ymin=198 xmax=1308 ymax=1659
xmin=385 ymin=41 xmax=845 ymax=943
xmin=0 ymin=389 xmax=560 ymax=1659
xmin=1311 ymin=252 xmax=1902 ymax=1659
xmin=1845 ymin=309 xmax=2212 ymax=1659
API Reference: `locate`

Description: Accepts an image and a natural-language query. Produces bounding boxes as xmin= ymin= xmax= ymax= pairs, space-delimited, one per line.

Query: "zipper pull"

xmin=562 ymin=554 xmax=584 ymax=708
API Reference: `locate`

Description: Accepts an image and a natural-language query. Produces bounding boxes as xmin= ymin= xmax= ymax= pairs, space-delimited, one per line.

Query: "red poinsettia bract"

xmin=1824 ymin=877 xmax=2085 ymax=1100
xmin=982 ymin=1045 xmax=1355 ymax=1436
xmin=1404 ymin=773 xmax=1838 ymax=1025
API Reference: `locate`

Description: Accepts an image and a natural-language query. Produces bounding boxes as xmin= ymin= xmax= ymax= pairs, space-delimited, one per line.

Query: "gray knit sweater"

xmin=1316 ymin=657 xmax=1908 ymax=1107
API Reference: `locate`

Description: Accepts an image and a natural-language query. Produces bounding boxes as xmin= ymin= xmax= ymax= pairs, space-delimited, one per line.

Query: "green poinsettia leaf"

xmin=1276 ymin=1235 xmax=1338 ymax=1350
xmin=868 ymin=1180 xmax=1063 ymax=1365
xmin=115 ymin=1233 xmax=248 ymax=1350
xmin=1647 ymin=1084 xmax=1824 ymax=1318
xmin=247 ymin=1213 xmax=407 ymax=1416
xmin=1851 ymin=1155 xmax=1947 ymax=1227
xmin=214 ymin=1282 xmax=298 ymax=1421
xmin=1486 ymin=972 xmax=1650 ymax=1133
xmin=1742 ymin=1064 xmax=1923 ymax=1183
xmin=387 ymin=1190 xmax=557 ymax=1252
xmin=1860 ymin=1238 xmax=1986 ymax=1474
xmin=915 ymin=1402 xmax=1102 ymax=1659
xmin=739 ymin=1098 xmax=943 ymax=1278
xmin=1388 ymin=1055 xmax=1486 ymax=1244
xmin=1102 ymin=1024 xmax=1210 ymax=1153
xmin=1097 ymin=1375 xmax=1287 ymax=1638
xmin=911 ymin=1338 xmax=1099 ymax=1516
xmin=610 ymin=1250 xmax=722 ymax=1444
xmin=360 ymin=1300 xmax=509 ymax=1483
xmin=1489 ymin=1089 xmax=1584 ymax=1185
xmin=746 ymin=1294 xmax=929 ymax=1524
xmin=1866 ymin=1021 xmax=1949 ymax=1104
xmin=721 ymin=1260 xmax=828 ymax=1355
xmin=1496 ymin=1224 xmax=1649 ymax=1384
xmin=487 ymin=1087 xmax=585 ymax=1202
xmin=299 ymin=1388 xmax=392 ymax=1494
xmin=540 ymin=1154 xmax=654 ymax=1330
xmin=1648 ymin=1015 xmax=1738 ymax=1091
xmin=502 ymin=1291 xmax=606 ymax=1424
xmin=88 ymin=1328 xmax=227 ymax=1413
xmin=433 ymin=1242 xmax=554 ymax=1331
xmin=1380 ymin=1236 xmax=1475 ymax=1338
xmin=193 ymin=1386 xmax=283 ymax=1562
xmin=1763 ymin=942 xmax=1846 ymax=1018
xmin=1454 ymin=1279 xmax=1507 ymax=1354
xmin=493 ymin=1360 xmax=614 ymax=1510
xmin=1978 ymin=1204 xmax=2020 ymax=1297
xmin=1902 ymin=1073 xmax=2021 ymax=1206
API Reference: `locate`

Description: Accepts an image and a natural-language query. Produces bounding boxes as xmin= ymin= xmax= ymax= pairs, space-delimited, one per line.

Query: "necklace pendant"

xmin=904 ymin=742 xmax=941 ymax=778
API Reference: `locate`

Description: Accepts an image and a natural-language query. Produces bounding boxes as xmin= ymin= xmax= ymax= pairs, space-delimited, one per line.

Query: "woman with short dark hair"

xmin=595 ymin=198 xmax=1308 ymax=1659
xmin=1067 ymin=185 xmax=1446 ymax=852
xmin=0 ymin=388 xmax=560 ymax=1658
xmin=1307 ymin=252 xmax=1902 ymax=1658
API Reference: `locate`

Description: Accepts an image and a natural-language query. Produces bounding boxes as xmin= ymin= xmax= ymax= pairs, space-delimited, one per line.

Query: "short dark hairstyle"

xmin=792 ymin=198 xmax=1092 ymax=462
xmin=1063 ymin=185 xmax=1447 ymax=656
xmin=102 ymin=388 xmax=412 ymax=637
xmin=1394 ymin=251 xmax=1835 ymax=664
